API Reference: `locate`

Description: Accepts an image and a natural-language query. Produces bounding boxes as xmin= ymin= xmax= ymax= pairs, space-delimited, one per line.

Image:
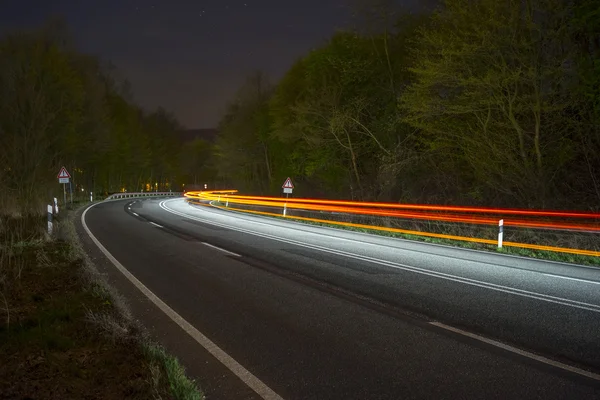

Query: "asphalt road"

xmin=81 ymin=197 xmax=600 ymax=399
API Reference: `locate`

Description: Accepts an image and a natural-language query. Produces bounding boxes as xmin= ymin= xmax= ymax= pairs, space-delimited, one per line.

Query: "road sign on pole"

xmin=57 ymin=167 xmax=71 ymax=205
xmin=282 ymin=177 xmax=294 ymax=216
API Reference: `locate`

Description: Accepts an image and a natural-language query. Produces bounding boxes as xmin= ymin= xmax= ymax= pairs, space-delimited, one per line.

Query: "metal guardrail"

xmin=106 ymin=192 xmax=181 ymax=200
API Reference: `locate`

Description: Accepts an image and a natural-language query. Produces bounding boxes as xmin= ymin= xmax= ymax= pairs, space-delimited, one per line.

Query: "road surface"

xmin=79 ymin=197 xmax=600 ymax=399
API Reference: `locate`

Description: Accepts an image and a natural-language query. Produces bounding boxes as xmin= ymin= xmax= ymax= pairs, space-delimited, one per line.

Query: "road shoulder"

xmin=75 ymin=203 xmax=261 ymax=400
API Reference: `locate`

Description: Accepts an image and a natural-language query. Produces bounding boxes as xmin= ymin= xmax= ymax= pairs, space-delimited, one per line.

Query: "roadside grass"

xmin=206 ymin=201 xmax=600 ymax=267
xmin=0 ymin=209 xmax=204 ymax=399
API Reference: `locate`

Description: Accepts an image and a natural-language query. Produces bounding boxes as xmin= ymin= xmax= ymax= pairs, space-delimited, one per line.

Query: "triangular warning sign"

xmin=57 ymin=167 xmax=71 ymax=179
xmin=282 ymin=177 xmax=294 ymax=189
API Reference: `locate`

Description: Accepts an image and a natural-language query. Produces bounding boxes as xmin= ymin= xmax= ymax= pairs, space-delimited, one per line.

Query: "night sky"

xmin=2 ymin=1 xmax=434 ymax=129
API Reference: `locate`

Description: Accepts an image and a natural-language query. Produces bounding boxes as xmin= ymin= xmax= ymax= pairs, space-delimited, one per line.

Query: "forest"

xmin=214 ymin=0 xmax=600 ymax=210
xmin=1 ymin=0 xmax=599 ymax=216
xmin=0 ymin=21 xmax=203 ymax=215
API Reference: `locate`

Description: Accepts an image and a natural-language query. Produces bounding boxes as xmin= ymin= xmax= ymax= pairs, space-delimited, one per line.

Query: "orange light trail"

xmin=185 ymin=191 xmax=600 ymax=232
xmin=205 ymin=203 xmax=600 ymax=258
xmin=184 ymin=190 xmax=600 ymax=257
xmin=186 ymin=191 xmax=600 ymax=219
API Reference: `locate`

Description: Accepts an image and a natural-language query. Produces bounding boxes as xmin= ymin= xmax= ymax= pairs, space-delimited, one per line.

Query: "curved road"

xmin=79 ymin=197 xmax=600 ymax=399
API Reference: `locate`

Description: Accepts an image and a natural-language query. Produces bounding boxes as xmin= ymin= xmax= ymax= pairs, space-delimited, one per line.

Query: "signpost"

xmin=57 ymin=167 xmax=71 ymax=206
xmin=282 ymin=177 xmax=294 ymax=216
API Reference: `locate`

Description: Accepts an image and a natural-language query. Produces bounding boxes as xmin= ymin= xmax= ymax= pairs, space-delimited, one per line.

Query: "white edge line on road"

xmin=542 ymin=273 xmax=600 ymax=285
xmin=132 ymin=212 xmax=139 ymax=217
xmin=81 ymin=204 xmax=285 ymax=400
xmin=160 ymin=200 xmax=600 ymax=314
xmin=202 ymin=242 xmax=241 ymax=257
xmin=430 ymin=321 xmax=600 ymax=382
xmin=149 ymin=222 xmax=164 ymax=228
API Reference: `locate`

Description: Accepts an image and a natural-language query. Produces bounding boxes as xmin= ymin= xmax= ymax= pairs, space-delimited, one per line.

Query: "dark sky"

xmin=2 ymin=0 xmax=433 ymax=129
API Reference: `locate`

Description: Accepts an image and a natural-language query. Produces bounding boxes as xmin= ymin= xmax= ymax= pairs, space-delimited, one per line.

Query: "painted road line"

xmin=202 ymin=242 xmax=241 ymax=257
xmin=81 ymin=204 xmax=285 ymax=400
xmin=430 ymin=321 xmax=600 ymax=382
xmin=132 ymin=212 xmax=139 ymax=217
xmin=160 ymin=200 xmax=600 ymax=314
xmin=149 ymin=221 xmax=164 ymax=228
xmin=542 ymin=273 xmax=600 ymax=285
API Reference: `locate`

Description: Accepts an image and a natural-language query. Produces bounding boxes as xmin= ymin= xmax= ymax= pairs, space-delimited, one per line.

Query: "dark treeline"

xmin=213 ymin=0 xmax=600 ymax=210
xmin=0 ymin=20 xmax=209 ymax=215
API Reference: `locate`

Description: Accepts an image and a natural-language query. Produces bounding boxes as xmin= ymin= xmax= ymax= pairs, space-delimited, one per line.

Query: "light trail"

xmin=210 ymin=204 xmax=600 ymax=257
xmin=183 ymin=190 xmax=600 ymax=257
xmin=185 ymin=191 xmax=600 ymax=232
xmin=185 ymin=190 xmax=600 ymax=219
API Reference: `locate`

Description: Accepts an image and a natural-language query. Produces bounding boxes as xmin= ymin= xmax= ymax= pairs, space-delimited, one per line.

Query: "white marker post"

xmin=90 ymin=191 xmax=93 ymax=203
xmin=498 ymin=219 xmax=504 ymax=248
xmin=54 ymin=197 xmax=59 ymax=214
xmin=47 ymin=205 xmax=53 ymax=234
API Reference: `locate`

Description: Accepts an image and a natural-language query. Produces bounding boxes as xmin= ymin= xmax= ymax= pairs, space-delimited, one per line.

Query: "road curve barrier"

xmin=106 ymin=192 xmax=182 ymax=200
xmin=183 ymin=190 xmax=600 ymax=258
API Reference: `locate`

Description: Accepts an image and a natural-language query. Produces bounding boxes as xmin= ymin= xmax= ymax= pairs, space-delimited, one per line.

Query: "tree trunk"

xmin=345 ymin=130 xmax=363 ymax=199
xmin=263 ymin=142 xmax=272 ymax=186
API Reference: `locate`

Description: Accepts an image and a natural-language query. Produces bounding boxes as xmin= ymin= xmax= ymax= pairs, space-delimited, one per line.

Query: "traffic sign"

xmin=282 ymin=177 xmax=294 ymax=189
xmin=57 ymin=167 xmax=71 ymax=179
xmin=57 ymin=167 xmax=71 ymax=206
xmin=283 ymin=188 xmax=293 ymax=194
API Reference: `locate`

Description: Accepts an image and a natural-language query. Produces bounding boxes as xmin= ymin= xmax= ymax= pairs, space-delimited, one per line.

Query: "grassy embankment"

xmin=206 ymin=201 xmax=600 ymax=267
xmin=0 ymin=204 xmax=203 ymax=399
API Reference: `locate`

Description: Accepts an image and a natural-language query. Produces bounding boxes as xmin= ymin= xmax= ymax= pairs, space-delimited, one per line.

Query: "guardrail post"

xmin=498 ymin=219 xmax=504 ymax=248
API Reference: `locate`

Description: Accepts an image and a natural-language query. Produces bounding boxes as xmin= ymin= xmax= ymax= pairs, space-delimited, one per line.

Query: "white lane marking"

xmin=430 ymin=321 xmax=600 ymax=382
xmin=160 ymin=200 xmax=600 ymax=313
xmin=542 ymin=273 xmax=600 ymax=285
xmin=132 ymin=212 xmax=139 ymax=217
xmin=149 ymin=222 xmax=164 ymax=228
xmin=81 ymin=204 xmax=285 ymax=400
xmin=202 ymin=242 xmax=241 ymax=257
